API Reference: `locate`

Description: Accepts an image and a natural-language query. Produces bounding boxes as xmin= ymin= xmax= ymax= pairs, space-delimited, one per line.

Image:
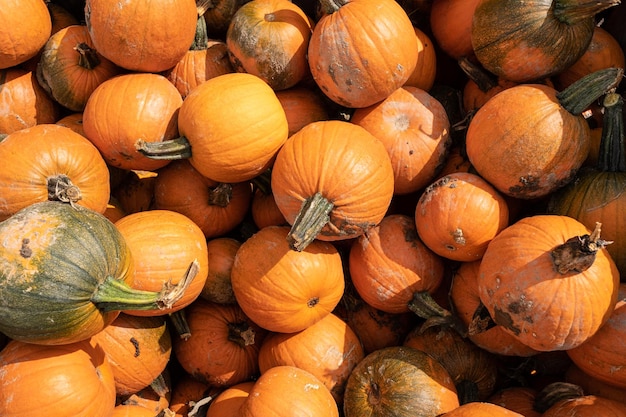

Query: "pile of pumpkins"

xmin=1 ymin=0 xmax=626 ymax=415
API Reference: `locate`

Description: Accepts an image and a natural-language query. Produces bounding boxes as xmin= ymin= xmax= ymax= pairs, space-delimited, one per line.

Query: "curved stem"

xmin=550 ymin=222 xmax=613 ymax=274
xmin=598 ymin=92 xmax=626 ymax=172
xmin=135 ymin=137 xmax=193 ymax=160
xmin=553 ymin=0 xmax=620 ymax=25
xmin=75 ymin=42 xmax=101 ymax=70
xmin=287 ymin=192 xmax=334 ymax=251
xmin=556 ymin=67 xmax=623 ymax=115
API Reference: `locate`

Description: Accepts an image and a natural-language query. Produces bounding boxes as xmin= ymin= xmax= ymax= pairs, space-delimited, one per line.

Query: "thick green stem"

xmin=169 ymin=309 xmax=191 ymax=340
xmin=458 ymin=57 xmax=498 ymax=93
xmin=191 ymin=15 xmax=209 ymax=50
xmin=92 ymin=260 xmax=199 ymax=313
xmin=135 ymin=137 xmax=193 ymax=160
xmin=251 ymin=169 xmax=273 ymax=195
xmin=408 ymin=291 xmax=468 ymax=338
xmin=598 ymin=92 xmax=626 ymax=172
xmin=318 ymin=0 xmax=347 ymax=14
xmin=556 ymin=67 xmax=624 ymax=115
xmin=287 ymin=192 xmax=334 ymax=251
xmin=553 ymin=0 xmax=620 ymax=25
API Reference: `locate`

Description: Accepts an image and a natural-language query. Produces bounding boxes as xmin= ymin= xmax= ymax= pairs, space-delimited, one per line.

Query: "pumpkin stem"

xmin=208 ymin=183 xmax=233 ymax=207
xmin=190 ymin=15 xmax=209 ymax=50
xmin=150 ymin=372 xmax=171 ymax=398
xmin=93 ymin=260 xmax=199 ymax=312
xmin=458 ymin=57 xmax=499 ymax=93
xmin=553 ymin=0 xmax=621 ymax=25
xmin=187 ymin=394 xmax=215 ymax=417
xmin=74 ymin=42 xmax=101 ymax=70
xmin=408 ymin=291 xmax=468 ymax=338
xmin=227 ymin=321 xmax=257 ymax=347
xmin=556 ymin=67 xmax=624 ymax=115
xmin=135 ymin=137 xmax=193 ymax=160
xmin=456 ymin=379 xmax=481 ymax=406
xmin=533 ymin=382 xmax=584 ymax=413
xmin=168 ymin=309 xmax=192 ymax=340
xmin=47 ymin=174 xmax=82 ymax=206
xmin=251 ymin=168 xmax=273 ymax=195
xmin=196 ymin=0 xmax=215 ymax=15
xmin=287 ymin=192 xmax=334 ymax=251
xmin=550 ymin=222 xmax=613 ymax=274
xmin=598 ymin=92 xmax=626 ymax=172
xmin=318 ymin=0 xmax=347 ymax=14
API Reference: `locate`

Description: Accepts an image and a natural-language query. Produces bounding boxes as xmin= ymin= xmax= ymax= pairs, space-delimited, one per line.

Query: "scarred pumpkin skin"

xmin=0 ymin=0 xmax=52 ymax=69
xmin=478 ymin=215 xmax=620 ymax=351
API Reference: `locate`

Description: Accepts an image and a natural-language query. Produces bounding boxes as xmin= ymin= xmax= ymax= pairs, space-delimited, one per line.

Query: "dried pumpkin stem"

xmin=598 ymin=92 xmax=626 ymax=172
xmin=74 ymin=42 xmax=101 ymax=69
xmin=150 ymin=372 xmax=171 ymax=397
xmin=533 ymin=382 xmax=584 ymax=413
xmin=93 ymin=260 xmax=199 ymax=312
xmin=47 ymin=174 xmax=82 ymax=206
xmin=556 ymin=67 xmax=624 ymax=115
xmin=168 ymin=309 xmax=192 ymax=340
xmin=458 ymin=57 xmax=498 ymax=93
xmin=208 ymin=183 xmax=233 ymax=207
xmin=408 ymin=291 xmax=468 ymax=337
xmin=553 ymin=0 xmax=621 ymax=25
xmin=287 ymin=192 xmax=334 ymax=251
xmin=227 ymin=321 xmax=257 ymax=347
xmin=135 ymin=137 xmax=193 ymax=160
xmin=551 ymin=222 xmax=613 ymax=274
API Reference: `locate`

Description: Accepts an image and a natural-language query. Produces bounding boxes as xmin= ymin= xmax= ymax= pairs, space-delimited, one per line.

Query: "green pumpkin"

xmin=0 ymin=201 xmax=196 ymax=345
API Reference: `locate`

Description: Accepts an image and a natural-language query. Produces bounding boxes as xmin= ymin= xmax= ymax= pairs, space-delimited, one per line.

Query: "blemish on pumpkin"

xmin=130 ymin=337 xmax=140 ymax=357
xmin=307 ymin=297 xmax=320 ymax=308
xmin=493 ymin=306 xmax=521 ymax=335
xmin=451 ymin=228 xmax=465 ymax=245
xmin=19 ymin=239 xmax=32 ymax=258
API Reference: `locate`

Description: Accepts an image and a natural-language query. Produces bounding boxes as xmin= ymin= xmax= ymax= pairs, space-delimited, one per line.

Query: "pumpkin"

xmin=206 ymin=381 xmax=255 ymax=417
xmin=465 ymin=68 xmax=623 ymax=199
xmin=308 ymin=0 xmax=418 ymax=108
xmin=487 ymin=387 xmax=542 ymax=417
xmin=547 ymin=92 xmax=626 ymax=278
xmin=239 ymin=365 xmax=339 ymax=417
xmin=114 ymin=209 xmax=209 ymax=316
xmin=84 ymin=0 xmax=198 ymax=72
xmin=350 ymin=86 xmax=452 ymax=195
xmin=541 ymin=393 xmax=626 ymax=417
xmin=0 ymin=124 xmax=111 ymax=221
xmin=429 ymin=0 xmax=481 ymax=60
xmin=258 ymin=312 xmax=365 ymax=403
xmin=471 ymin=0 xmax=619 ymax=82
xmin=0 ymin=68 xmax=61 ymax=135
xmin=202 ymin=0 xmax=250 ymax=38
xmin=36 ymin=24 xmax=122 ymax=112
xmin=566 ymin=283 xmax=626 ymax=389
xmin=172 ymin=299 xmax=266 ymax=387
xmin=48 ymin=2 xmax=80 ymax=34
xmin=112 ymin=170 xmax=158 ymax=215
xmin=120 ymin=374 xmax=172 ymax=416
xmin=440 ymin=402 xmax=525 ymax=416
xmin=415 ymin=172 xmax=510 ymax=261
xmin=0 ymin=201 xmax=196 ymax=345
xmin=200 ymin=237 xmax=241 ymax=304
xmin=271 ymin=120 xmax=395 ymax=251
xmin=226 ymin=0 xmax=313 ymax=91
xmin=478 ymin=215 xmax=620 ymax=351
xmin=459 ymin=57 xmax=519 ymax=113
xmin=152 ymin=159 xmax=253 ymax=239
xmin=0 ymin=338 xmax=116 ymax=417
xmin=403 ymin=324 xmax=499 ymax=402
xmin=250 ymin=171 xmax=288 ymax=229
xmin=91 ymin=313 xmax=172 ymax=396
xmin=275 ymin=86 xmax=330 ymax=136
xmin=168 ymin=373 xmax=215 ymax=417
xmin=82 ymin=72 xmax=183 ymax=171
xmin=403 ymin=26 xmax=438 ymax=91
xmin=349 ymin=214 xmax=446 ymax=314
xmin=163 ymin=15 xmax=234 ymax=99
xmin=231 ymin=225 xmax=345 ymax=333
xmin=0 ymin=0 xmax=51 ymax=69
xmin=565 ymin=364 xmax=626 ymax=405
xmin=111 ymin=404 xmax=164 ymax=416
xmin=343 ymin=346 xmax=459 ymax=417
xmin=137 ymin=72 xmax=289 ymax=184
xmin=56 ymin=112 xmax=86 ymax=135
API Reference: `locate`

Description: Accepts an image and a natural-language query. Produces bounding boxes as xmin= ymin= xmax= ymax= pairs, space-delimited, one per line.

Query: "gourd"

xmin=0 ymin=0 xmax=51 ymax=69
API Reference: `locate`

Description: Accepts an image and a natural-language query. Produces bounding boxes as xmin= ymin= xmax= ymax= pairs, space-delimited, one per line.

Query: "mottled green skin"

xmin=0 ymin=201 xmax=133 ymax=345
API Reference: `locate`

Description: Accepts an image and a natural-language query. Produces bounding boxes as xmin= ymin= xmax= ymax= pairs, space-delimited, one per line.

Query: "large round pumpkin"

xmin=478 ymin=215 xmax=620 ymax=351
xmin=0 ymin=0 xmax=51 ymax=69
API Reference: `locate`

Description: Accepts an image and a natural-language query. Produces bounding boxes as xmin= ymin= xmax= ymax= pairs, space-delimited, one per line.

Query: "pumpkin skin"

xmin=115 ymin=209 xmax=209 ymax=316
xmin=231 ymin=226 xmax=345 ymax=333
xmin=487 ymin=387 xmax=541 ymax=417
xmin=271 ymin=120 xmax=395 ymax=245
xmin=308 ymin=0 xmax=418 ymax=108
xmin=178 ymin=72 xmax=289 ymax=183
xmin=113 ymin=170 xmax=158 ymax=215
xmin=240 ymin=365 xmax=339 ymax=417
xmin=343 ymin=346 xmax=459 ymax=417
xmin=258 ymin=312 xmax=365 ymax=403
xmin=349 ymin=214 xmax=446 ymax=314
xmin=226 ymin=0 xmax=313 ymax=91
xmin=0 ymin=0 xmax=51 ymax=69
xmin=465 ymin=83 xmax=591 ymax=199
xmin=478 ymin=215 xmax=620 ymax=351
xmin=275 ymin=86 xmax=330 ymax=136
xmin=201 ymin=237 xmax=242 ymax=305
xmin=91 ymin=313 xmax=172 ymax=396
xmin=542 ymin=394 xmax=626 ymax=417
xmin=203 ymin=0 xmax=250 ymax=38
xmin=168 ymin=373 xmax=214 ymax=417
xmin=429 ymin=0 xmax=481 ymax=60
xmin=415 ymin=172 xmax=510 ymax=262
xmin=565 ymin=364 xmax=626 ymax=405
xmin=350 ymin=86 xmax=452 ymax=195
xmin=84 ymin=0 xmax=198 ymax=72
xmin=0 ymin=68 xmax=61 ymax=135
xmin=403 ymin=26 xmax=437 ymax=91
xmin=0 ymin=338 xmax=116 ymax=417
xmin=0 ymin=201 xmax=135 ymax=345
xmin=440 ymin=402 xmax=525 ymax=416
xmin=470 ymin=0 xmax=616 ymax=83
xmin=0 ymin=124 xmax=111 ymax=221
xmin=172 ymin=299 xmax=266 ymax=387
xmin=82 ymin=72 xmax=183 ymax=171
xmin=206 ymin=380 xmax=255 ymax=417
xmin=36 ymin=24 xmax=122 ymax=112
xmin=48 ymin=2 xmax=80 ymax=34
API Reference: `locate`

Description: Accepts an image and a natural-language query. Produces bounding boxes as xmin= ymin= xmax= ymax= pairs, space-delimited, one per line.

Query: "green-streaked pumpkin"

xmin=0 ymin=201 xmax=196 ymax=345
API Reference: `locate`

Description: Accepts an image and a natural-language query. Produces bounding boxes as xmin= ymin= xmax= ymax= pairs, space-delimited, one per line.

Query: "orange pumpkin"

xmin=565 ymin=364 xmax=626 ymax=405
xmin=404 ymin=26 xmax=438 ymax=91
xmin=82 ymin=72 xmax=183 ymax=171
xmin=478 ymin=215 xmax=620 ymax=351
xmin=231 ymin=226 xmax=345 ymax=333
xmin=36 ymin=24 xmax=122 ymax=112
xmin=308 ymin=0 xmax=418 ymax=108
xmin=48 ymin=2 xmax=80 ymax=34
xmin=85 ymin=0 xmax=198 ymax=72
xmin=440 ymin=402 xmax=525 ymax=416
xmin=112 ymin=170 xmax=158 ymax=215
xmin=111 ymin=404 xmax=163 ymax=416
xmin=239 ymin=365 xmax=339 ymax=417
xmin=542 ymin=394 xmax=626 ymax=417
xmin=173 ymin=299 xmax=266 ymax=387
xmin=349 ymin=214 xmax=446 ymax=314
xmin=429 ymin=0 xmax=481 ymax=60
xmin=271 ymin=120 xmax=395 ymax=251
xmin=202 ymin=0 xmax=250 ymax=38
xmin=0 ymin=124 xmax=110 ymax=221
xmin=206 ymin=380 xmax=255 ymax=417
xmin=350 ymin=86 xmax=452 ymax=195
xmin=201 ymin=237 xmax=241 ymax=304
xmin=168 ymin=373 xmax=215 ymax=417
xmin=226 ymin=0 xmax=313 ymax=90
xmin=0 ymin=0 xmax=51 ymax=69
xmin=487 ymin=387 xmax=541 ymax=417
xmin=275 ymin=86 xmax=330 ymax=136
xmin=115 ymin=209 xmax=209 ymax=316
xmin=0 ymin=338 xmax=116 ymax=417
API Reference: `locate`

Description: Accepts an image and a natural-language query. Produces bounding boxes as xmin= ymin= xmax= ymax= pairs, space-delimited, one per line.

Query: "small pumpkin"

xmin=250 ymin=171 xmax=288 ymax=229
xmin=0 ymin=0 xmax=51 ymax=69
xmin=0 ymin=338 xmax=116 ymax=417
xmin=112 ymin=170 xmax=158 ymax=215
xmin=168 ymin=373 xmax=215 ymax=417
xmin=231 ymin=225 xmax=345 ymax=333
xmin=201 ymin=237 xmax=241 ymax=304
xmin=0 ymin=124 xmax=111 ymax=221
xmin=0 ymin=201 xmax=196 ymax=345
xmin=206 ymin=380 xmax=255 ymax=417
xmin=275 ymin=86 xmax=330 ymax=136
xmin=403 ymin=26 xmax=438 ymax=91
